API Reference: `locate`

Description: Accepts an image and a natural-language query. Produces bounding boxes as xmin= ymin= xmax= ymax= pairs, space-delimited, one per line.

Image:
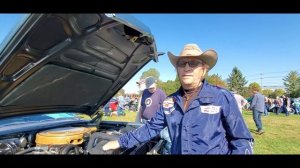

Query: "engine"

xmin=0 ymin=126 xmax=165 ymax=155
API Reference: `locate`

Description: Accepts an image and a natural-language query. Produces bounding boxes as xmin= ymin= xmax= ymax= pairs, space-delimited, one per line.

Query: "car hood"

xmin=0 ymin=14 xmax=158 ymax=118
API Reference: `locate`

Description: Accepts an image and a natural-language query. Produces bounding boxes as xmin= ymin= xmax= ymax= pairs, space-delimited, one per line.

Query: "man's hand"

xmin=102 ymin=140 xmax=120 ymax=151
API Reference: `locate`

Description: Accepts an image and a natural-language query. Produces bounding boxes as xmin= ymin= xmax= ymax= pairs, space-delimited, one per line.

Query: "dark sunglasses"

xmin=177 ymin=59 xmax=203 ymax=68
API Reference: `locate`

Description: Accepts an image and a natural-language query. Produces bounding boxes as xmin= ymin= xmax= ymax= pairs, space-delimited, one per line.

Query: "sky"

xmin=1 ymin=14 xmax=300 ymax=94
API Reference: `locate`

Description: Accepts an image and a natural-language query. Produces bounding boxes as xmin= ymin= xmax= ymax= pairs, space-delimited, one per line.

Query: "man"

xmin=103 ymin=43 xmax=254 ymax=154
xmin=232 ymin=90 xmax=248 ymax=113
xmin=117 ymin=95 xmax=125 ymax=116
xmin=263 ymin=96 xmax=269 ymax=116
xmin=139 ymin=76 xmax=167 ymax=123
xmin=282 ymin=95 xmax=289 ymax=116
xmin=250 ymin=88 xmax=265 ymax=134
xmin=292 ymin=99 xmax=300 ymax=115
xmin=138 ymin=76 xmax=170 ymax=153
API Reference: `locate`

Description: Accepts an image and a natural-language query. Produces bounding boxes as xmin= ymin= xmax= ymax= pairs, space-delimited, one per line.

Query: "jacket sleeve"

xmin=250 ymin=94 xmax=257 ymax=110
xmin=118 ymin=106 xmax=167 ymax=149
xmin=220 ymin=90 xmax=254 ymax=154
xmin=160 ymin=90 xmax=167 ymax=104
xmin=241 ymin=96 xmax=248 ymax=107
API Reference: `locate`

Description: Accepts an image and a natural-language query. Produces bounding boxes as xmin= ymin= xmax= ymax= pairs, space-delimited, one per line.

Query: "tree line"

xmin=137 ymin=67 xmax=300 ymax=99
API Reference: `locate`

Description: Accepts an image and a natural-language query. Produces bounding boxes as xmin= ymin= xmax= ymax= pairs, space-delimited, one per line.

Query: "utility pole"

xmin=260 ymin=73 xmax=263 ymax=87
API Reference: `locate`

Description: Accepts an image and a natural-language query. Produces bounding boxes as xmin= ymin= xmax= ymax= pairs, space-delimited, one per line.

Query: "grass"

xmin=242 ymin=110 xmax=300 ymax=154
xmin=102 ymin=110 xmax=137 ymax=122
xmin=102 ymin=109 xmax=300 ymax=154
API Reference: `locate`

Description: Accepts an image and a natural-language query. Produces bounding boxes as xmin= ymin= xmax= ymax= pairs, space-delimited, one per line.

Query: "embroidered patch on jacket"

xmin=163 ymin=97 xmax=174 ymax=108
xmin=163 ymin=97 xmax=175 ymax=115
xmin=200 ymin=105 xmax=221 ymax=114
xmin=145 ymin=98 xmax=152 ymax=107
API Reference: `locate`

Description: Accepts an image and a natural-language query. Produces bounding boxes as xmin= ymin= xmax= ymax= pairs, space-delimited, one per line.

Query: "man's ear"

xmin=201 ymin=66 xmax=208 ymax=79
xmin=202 ymin=66 xmax=208 ymax=74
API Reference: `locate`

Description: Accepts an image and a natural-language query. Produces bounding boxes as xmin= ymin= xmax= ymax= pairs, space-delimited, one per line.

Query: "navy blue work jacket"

xmin=119 ymin=80 xmax=254 ymax=154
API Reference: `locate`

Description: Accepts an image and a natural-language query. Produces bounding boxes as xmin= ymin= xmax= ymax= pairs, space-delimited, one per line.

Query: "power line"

xmin=247 ymin=75 xmax=285 ymax=81
xmin=245 ymin=69 xmax=300 ymax=78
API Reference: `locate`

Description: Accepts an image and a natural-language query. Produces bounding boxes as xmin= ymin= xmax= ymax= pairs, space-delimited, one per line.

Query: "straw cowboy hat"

xmin=167 ymin=44 xmax=218 ymax=70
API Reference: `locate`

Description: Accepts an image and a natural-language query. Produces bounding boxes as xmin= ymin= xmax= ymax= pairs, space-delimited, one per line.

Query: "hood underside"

xmin=0 ymin=14 xmax=158 ymax=117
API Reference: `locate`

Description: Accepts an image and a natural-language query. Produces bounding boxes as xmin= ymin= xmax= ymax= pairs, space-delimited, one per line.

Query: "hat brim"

xmin=167 ymin=50 xmax=218 ymax=70
xmin=146 ymin=83 xmax=156 ymax=89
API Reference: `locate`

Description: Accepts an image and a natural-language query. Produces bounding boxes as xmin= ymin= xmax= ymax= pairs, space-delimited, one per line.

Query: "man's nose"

xmin=184 ymin=63 xmax=192 ymax=70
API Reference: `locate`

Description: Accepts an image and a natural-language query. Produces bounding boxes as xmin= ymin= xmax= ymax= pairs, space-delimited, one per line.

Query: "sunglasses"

xmin=177 ymin=59 xmax=203 ymax=68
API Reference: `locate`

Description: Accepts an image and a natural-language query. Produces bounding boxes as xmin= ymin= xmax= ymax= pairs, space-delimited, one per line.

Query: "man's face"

xmin=147 ymin=84 xmax=157 ymax=93
xmin=177 ymin=58 xmax=207 ymax=89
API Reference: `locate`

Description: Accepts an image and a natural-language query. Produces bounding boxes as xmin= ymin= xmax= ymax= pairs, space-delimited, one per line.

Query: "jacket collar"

xmin=173 ymin=79 xmax=216 ymax=108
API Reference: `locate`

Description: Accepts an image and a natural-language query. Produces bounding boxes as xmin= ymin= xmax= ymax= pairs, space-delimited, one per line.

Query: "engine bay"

xmin=0 ymin=124 xmax=165 ymax=155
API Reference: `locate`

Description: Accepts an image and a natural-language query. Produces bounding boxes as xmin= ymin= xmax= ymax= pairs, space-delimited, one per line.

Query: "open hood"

xmin=0 ymin=14 xmax=158 ymax=118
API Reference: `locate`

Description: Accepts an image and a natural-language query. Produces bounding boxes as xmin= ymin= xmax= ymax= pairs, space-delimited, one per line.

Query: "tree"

xmin=158 ymin=80 xmax=178 ymax=95
xmin=248 ymin=82 xmax=261 ymax=93
xmin=140 ymin=68 xmax=160 ymax=80
xmin=157 ymin=76 xmax=181 ymax=95
xmin=262 ymin=89 xmax=273 ymax=97
xmin=227 ymin=67 xmax=247 ymax=94
xmin=242 ymin=86 xmax=252 ymax=98
xmin=283 ymin=71 xmax=300 ymax=98
xmin=270 ymin=89 xmax=286 ymax=99
xmin=174 ymin=75 xmax=181 ymax=89
xmin=206 ymin=74 xmax=227 ymax=88
xmin=116 ymin=89 xmax=125 ymax=96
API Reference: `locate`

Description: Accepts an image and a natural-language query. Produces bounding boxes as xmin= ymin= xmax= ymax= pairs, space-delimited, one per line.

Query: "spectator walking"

xmin=250 ymin=88 xmax=265 ymax=134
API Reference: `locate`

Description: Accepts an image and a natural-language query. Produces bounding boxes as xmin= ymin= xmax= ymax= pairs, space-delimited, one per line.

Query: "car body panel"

xmin=0 ymin=14 xmax=158 ymax=118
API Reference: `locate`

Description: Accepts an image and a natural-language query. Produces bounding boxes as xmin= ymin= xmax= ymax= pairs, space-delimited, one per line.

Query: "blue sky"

xmin=1 ymin=14 xmax=300 ymax=94
xmin=124 ymin=14 xmax=300 ymax=93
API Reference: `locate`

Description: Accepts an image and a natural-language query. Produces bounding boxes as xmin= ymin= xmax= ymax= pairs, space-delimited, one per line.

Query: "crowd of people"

xmin=103 ymin=95 xmax=138 ymax=117
xmin=264 ymin=96 xmax=300 ymax=115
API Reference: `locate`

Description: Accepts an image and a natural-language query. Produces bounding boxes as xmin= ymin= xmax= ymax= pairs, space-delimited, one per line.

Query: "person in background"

xmin=103 ymin=102 xmax=110 ymax=116
xmin=274 ymin=96 xmax=281 ymax=115
xmin=282 ymin=95 xmax=289 ymax=116
xmin=138 ymin=76 xmax=170 ymax=154
xmin=232 ymin=90 xmax=248 ymax=113
xmin=102 ymin=43 xmax=254 ymax=154
xmin=292 ymin=99 xmax=300 ymax=115
xmin=250 ymin=88 xmax=265 ymax=134
xmin=139 ymin=76 xmax=167 ymax=123
xmin=263 ymin=97 xmax=269 ymax=116
xmin=117 ymin=95 xmax=125 ymax=116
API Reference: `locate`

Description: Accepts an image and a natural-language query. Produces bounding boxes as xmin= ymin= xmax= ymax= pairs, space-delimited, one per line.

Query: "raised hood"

xmin=0 ymin=14 xmax=158 ymax=118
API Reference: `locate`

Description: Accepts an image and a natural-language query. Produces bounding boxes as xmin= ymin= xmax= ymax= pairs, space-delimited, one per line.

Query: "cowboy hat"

xmin=167 ymin=44 xmax=218 ymax=70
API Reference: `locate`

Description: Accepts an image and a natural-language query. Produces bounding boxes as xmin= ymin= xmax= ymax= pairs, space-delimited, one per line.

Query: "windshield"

xmin=0 ymin=14 xmax=29 ymax=54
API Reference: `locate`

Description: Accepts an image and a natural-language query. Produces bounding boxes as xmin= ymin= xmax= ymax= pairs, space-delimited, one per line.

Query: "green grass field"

xmin=102 ymin=110 xmax=300 ymax=154
xmin=242 ymin=110 xmax=300 ymax=154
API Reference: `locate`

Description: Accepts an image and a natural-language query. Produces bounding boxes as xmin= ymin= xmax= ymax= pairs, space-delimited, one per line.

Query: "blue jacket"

xmin=118 ymin=80 xmax=254 ymax=154
xmin=250 ymin=92 xmax=265 ymax=112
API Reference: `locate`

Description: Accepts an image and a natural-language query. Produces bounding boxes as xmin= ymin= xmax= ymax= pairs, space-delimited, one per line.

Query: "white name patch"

xmin=200 ymin=105 xmax=221 ymax=114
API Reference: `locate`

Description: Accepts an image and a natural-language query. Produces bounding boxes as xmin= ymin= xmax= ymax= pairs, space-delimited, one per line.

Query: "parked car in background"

xmin=0 ymin=14 xmax=165 ymax=155
xmin=124 ymin=99 xmax=138 ymax=111
xmin=109 ymin=98 xmax=119 ymax=111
